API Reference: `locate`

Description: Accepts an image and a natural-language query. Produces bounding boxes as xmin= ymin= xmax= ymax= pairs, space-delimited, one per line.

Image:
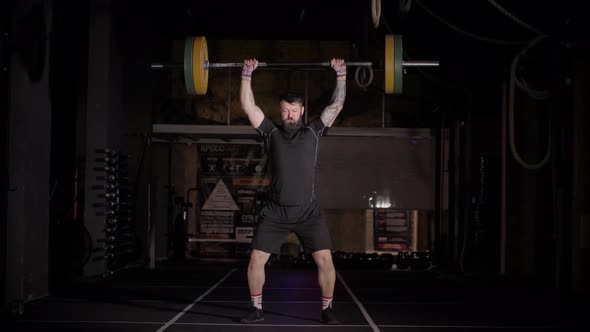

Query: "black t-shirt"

xmin=255 ymin=117 xmax=328 ymax=205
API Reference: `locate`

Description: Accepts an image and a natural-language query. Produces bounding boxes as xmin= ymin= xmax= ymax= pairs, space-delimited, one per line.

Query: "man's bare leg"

xmin=312 ymin=249 xmax=336 ymax=298
xmin=312 ymin=249 xmax=340 ymax=324
xmin=240 ymin=249 xmax=271 ymax=323
xmin=247 ymin=249 xmax=271 ymax=296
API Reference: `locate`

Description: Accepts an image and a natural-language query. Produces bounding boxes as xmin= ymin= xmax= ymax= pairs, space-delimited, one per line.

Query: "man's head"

xmin=279 ymin=92 xmax=305 ymax=130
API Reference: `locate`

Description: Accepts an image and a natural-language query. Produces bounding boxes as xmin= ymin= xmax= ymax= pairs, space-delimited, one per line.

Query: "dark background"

xmin=2 ymin=0 xmax=589 ymax=314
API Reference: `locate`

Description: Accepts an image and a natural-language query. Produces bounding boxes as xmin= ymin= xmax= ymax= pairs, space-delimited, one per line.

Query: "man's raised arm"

xmin=240 ymin=59 xmax=265 ymax=128
xmin=320 ymin=58 xmax=347 ymax=127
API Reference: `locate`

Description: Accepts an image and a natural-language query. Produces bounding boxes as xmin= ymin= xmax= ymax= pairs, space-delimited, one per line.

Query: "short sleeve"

xmin=307 ymin=117 xmax=328 ymax=137
xmin=255 ymin=117 xmax=277 ymax=136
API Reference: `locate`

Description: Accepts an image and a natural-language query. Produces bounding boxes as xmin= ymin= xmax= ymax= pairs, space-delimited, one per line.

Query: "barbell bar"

xmin=206 ymin=61 xmax=375 ymax=68
xmin=151 ymin=35 xmax=438 ymax=95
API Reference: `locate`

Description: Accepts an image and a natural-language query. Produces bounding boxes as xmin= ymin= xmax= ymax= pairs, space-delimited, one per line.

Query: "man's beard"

xmin=283 ymin=118 xmax=302 ymax=131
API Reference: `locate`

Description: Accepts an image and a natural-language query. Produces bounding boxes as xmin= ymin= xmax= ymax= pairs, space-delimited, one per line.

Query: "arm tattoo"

xmin=321 ymin=80 xmax=346 ymax=126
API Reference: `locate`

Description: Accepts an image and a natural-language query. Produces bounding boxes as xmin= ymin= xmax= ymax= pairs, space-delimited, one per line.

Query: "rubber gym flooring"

xmin=4 ymin=258 xmax=583 ymax=331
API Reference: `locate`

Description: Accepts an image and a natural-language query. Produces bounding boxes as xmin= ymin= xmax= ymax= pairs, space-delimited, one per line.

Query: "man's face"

xmin=280 ymin=100 xmax=304 ymax=129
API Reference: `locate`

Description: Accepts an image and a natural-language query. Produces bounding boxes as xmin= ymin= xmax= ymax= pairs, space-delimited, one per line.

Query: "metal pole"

xmin=500 ymin=80 xmax=507 ymax=275
xmin=148 ymin=182 xmax=155 ymax=270
xmin=381 ymin=93 xmax=385 ymax=128
xmin=305 ymin=71 xmax=309 ymax=124
xmin=227 ymin=70 xmax=231 ymax=125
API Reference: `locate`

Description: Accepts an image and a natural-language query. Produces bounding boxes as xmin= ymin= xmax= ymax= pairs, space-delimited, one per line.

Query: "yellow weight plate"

xmin=192 ymin=36 xmax=209 ymax=95
xmin=385 ymin=34 xmax=394 ymax=94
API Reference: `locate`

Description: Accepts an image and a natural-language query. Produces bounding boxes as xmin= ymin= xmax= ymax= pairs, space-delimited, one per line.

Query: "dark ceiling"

xmin=152 ymin=0 xmax=585 ymax=43
xmin=146 ymin=0 xmax=586 ymax=93
xmin=148 ymin=0 xmax=586 ymax=76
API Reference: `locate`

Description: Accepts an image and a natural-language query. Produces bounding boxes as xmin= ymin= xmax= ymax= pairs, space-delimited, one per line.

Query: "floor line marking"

xmin=337 ymin=271 xmax=380 ymax=332
xmin=155 ymin=268 xmax=236 ymax=332
xmin=14 ymin=320 xmax=560 ymax=329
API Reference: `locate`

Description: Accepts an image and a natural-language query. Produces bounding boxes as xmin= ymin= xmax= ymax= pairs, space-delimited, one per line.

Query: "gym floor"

xmin=4 ymin=258 xmax=580 ymax=331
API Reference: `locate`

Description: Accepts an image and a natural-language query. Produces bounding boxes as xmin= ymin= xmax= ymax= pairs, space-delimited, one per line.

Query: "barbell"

xmin=151 ymin=34 xmax=438 ymax=95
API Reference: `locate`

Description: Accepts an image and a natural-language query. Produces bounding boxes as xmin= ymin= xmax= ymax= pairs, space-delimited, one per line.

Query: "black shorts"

xmin=251 ymin=200 xmax=332 ymax=255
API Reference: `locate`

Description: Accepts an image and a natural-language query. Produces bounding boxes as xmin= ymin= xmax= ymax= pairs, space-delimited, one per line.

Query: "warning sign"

xmin=196 ymin=142 xmax=269 ymax=257
xmin=201 ymin=179 xmax=240 ymax=211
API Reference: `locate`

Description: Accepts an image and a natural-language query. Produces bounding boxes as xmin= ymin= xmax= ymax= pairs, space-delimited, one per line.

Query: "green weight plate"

xmin=184 ymin=37 xmax=196 ymax=95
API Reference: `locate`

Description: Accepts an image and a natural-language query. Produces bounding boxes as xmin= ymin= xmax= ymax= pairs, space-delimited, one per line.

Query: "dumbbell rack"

xmin=93 ymin=148 xmax=140 ymax=274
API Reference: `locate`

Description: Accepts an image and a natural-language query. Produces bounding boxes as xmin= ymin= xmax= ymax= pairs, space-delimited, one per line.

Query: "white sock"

xmin=322 ymin=296 xmax=333 ymax=310
xmin=251 ymin=293 xmax=262 ymax=310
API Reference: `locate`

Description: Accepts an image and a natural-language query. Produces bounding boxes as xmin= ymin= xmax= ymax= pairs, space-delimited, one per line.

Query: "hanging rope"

xmin=508 ymin=35 xmax=552 ymax=170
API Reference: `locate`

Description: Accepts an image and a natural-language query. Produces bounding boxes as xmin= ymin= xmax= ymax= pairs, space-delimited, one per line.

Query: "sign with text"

xmin=374 ymin=209 xmax=412 ymax=251
xmin=197 ymin=142 xmax=269 ymax=256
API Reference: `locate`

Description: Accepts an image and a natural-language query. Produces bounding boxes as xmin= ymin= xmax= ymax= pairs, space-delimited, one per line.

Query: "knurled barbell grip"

xmin=206 ymin=61 xmax=373 ymax=69
xmin=151 ymin=61 xmax=438 ymax=69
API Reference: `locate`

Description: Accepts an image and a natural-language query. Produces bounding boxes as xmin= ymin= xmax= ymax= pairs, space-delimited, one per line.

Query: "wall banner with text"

xmin=197 ymin=142 xmax=270 ymax=256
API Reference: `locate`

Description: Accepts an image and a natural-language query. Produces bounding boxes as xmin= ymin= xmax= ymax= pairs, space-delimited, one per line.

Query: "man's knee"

xmin=312 ymin=250 xmax=334 ymax=270
xmin=249 ymin=249 xmax=271 ymax=269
